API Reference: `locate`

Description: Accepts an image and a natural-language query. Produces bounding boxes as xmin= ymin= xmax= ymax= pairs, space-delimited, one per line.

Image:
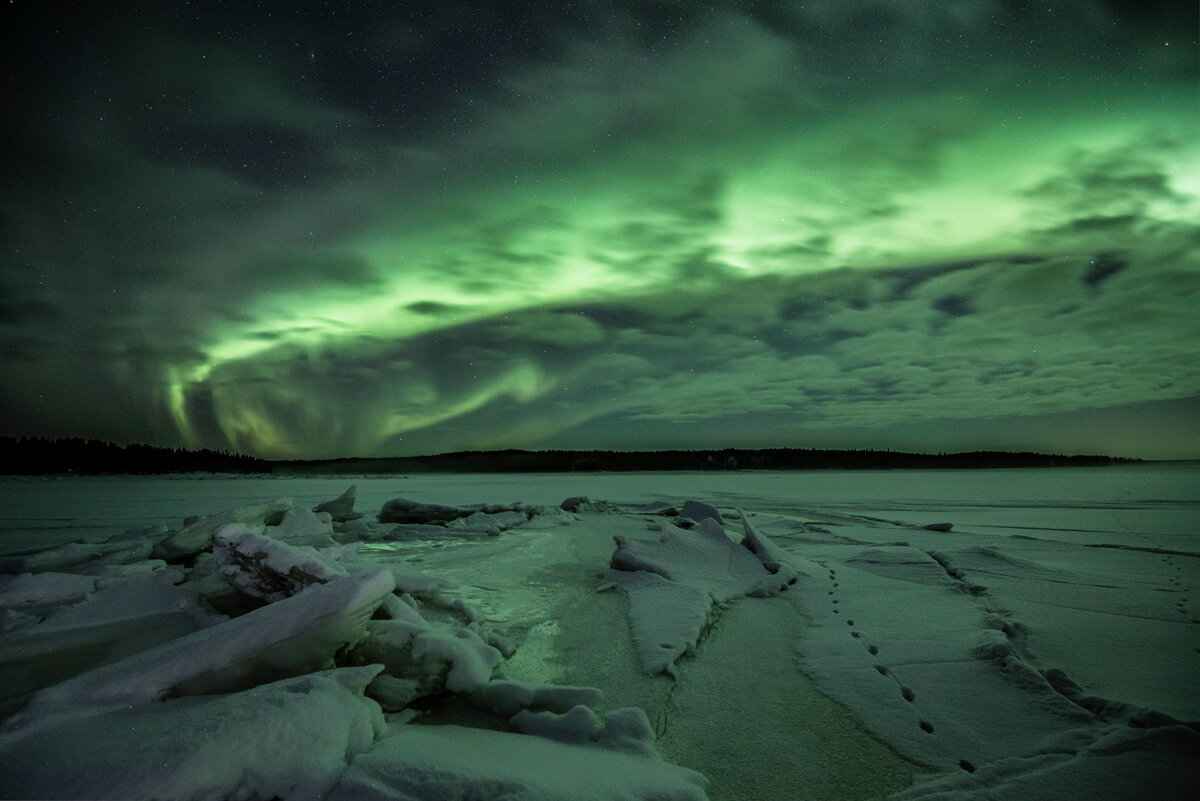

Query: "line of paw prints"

xmin=823 ymin=564 xmax=976 ymax=773
xmin=1161 ymin=554 xmax=1198 ymax=627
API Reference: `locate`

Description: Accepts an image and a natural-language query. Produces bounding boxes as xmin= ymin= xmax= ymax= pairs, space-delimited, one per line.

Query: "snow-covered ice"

xmin=0 ymin=466 xmax=1196 ymax=800
xmin=213 ymin=522 xmax=348 ymax=601
xmin=0 ymin=666 xmax=385 ymax=801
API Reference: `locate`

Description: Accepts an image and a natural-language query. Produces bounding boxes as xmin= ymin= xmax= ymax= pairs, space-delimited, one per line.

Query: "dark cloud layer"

xmin=1 ymin=0 xmax=1197 ymax=458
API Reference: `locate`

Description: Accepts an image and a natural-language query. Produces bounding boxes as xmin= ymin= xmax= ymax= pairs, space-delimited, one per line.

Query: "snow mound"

xmin=328 ymin=714 xmax=708 ymax=801
xmin=510 ymin=704 xmax=661 ymax=758
xmin=270 ymin=504 xmax=339 ymax=547
xmin=472 ymin=679 xmax=605 ymax=717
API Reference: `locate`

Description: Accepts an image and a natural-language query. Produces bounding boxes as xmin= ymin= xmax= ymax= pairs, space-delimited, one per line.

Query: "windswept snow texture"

xmin=0 ymin=466 xmax=1197 ymax=800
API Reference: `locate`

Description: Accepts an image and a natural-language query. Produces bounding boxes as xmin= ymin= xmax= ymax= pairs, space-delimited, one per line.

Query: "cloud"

xmin=1 ymin=0 xmax=1196 ymax=458
xmin=161 ymin=228 xmax=1199 ymax=456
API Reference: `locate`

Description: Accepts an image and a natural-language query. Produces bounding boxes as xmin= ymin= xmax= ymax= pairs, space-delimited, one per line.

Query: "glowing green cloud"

xmin=3 ymin=2 xmax=1197 ymax=458
xmin=161 ymin=72 xmax=1198 ymax=457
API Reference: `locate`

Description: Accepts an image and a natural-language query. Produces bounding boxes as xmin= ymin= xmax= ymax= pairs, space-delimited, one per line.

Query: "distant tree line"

xmin=0 ymin=438 xmax=1139 ymax=476
xmin=277 ymin=447 xmax=1138 ymax=475
xmin=0 ymin=437 xmax=271 ymax=475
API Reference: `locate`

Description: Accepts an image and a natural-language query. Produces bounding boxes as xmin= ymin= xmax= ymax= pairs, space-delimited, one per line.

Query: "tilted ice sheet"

xmin=328 ymin=715 xmax=708 ymax=801
xmin=5 ymin=566 xmax=395 ymax=727
xmin=0 ymin=666 xmax=385 ymax=801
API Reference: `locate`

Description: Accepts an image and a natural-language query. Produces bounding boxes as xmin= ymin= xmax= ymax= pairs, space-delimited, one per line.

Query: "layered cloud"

xmin=1 ymin=0 xmax=1196 ymax=457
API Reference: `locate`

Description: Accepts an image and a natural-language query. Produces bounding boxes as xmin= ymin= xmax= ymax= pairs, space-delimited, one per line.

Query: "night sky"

xmin=2 ymin=1 xmax=1198 ymax=460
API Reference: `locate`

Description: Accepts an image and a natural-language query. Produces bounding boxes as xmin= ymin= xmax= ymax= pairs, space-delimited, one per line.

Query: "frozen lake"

xmin=1 ymin=464 xmax=1198 ymax=799
xmin=3 ymin=463 xmax=1198 ymax=555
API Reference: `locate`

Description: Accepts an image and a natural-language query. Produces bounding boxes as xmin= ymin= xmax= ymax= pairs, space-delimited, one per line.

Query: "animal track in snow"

xmin=826 ymin=559 xmax=940 ymax=751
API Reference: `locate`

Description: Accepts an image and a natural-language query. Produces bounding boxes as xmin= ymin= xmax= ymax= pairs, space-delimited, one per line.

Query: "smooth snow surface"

xmin=0 ymin=465 xmax=1197 ymax=800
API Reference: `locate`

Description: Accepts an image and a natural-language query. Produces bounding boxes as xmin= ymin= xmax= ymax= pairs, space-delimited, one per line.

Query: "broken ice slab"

xmin=327 ymin=710 xmax=709 ymax=801
xmin=150 ymin=498 xmax=293 ymax=563
xmin=376 ymin=497 xmax=529 ymax=525
xmin=521 ymin=507 xmax=577 ymax=529
xmin=633 ymin=500 xmax=679 ymax=516
xmin=0 ymin=539 xmax=153 ymax=575
xmin=610 ymin=518 xmax=780 ymax=601
xmin=560 ymin=496 xmax=621 ymax=513
xmin=350 ymin=616 xmax=502 ymax=698
xmin=314 ymin=484 xmax=363 ymax=522
xmin=0 ymin=570 xmax=218 ymax=712
xmin=602 ymin=570 xmax=712 ymax=676
xmin=0 ymin=572 xmax=97 ymax=618
xmin=606 ymin=518 xmax=790 ymax=675
xmin=213 ymin=523 xmax=348 ymax=602
xmin=0 ymin=666 xmax=385 ymax=801
xmin=445 ymin=509 xmax=528 ymax=534
xmin=680 ymin=500 xmax=722 ymax=524
xmin=738 ymin=508 xmax=801 ymax=586
xmin=366 ymin=673 xmax=423 ymax=712
xmin=378 ymin=498 xmax=473 ymax=524
xmin=5 ymin=566 xmax=395 ymax=728
xmin=270 ymin=505 xmax=338 ymax=547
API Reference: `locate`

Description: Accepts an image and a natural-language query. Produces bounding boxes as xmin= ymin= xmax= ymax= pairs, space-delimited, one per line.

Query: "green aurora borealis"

xmin=2 ymin=1 xmax=1198 ymax=459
